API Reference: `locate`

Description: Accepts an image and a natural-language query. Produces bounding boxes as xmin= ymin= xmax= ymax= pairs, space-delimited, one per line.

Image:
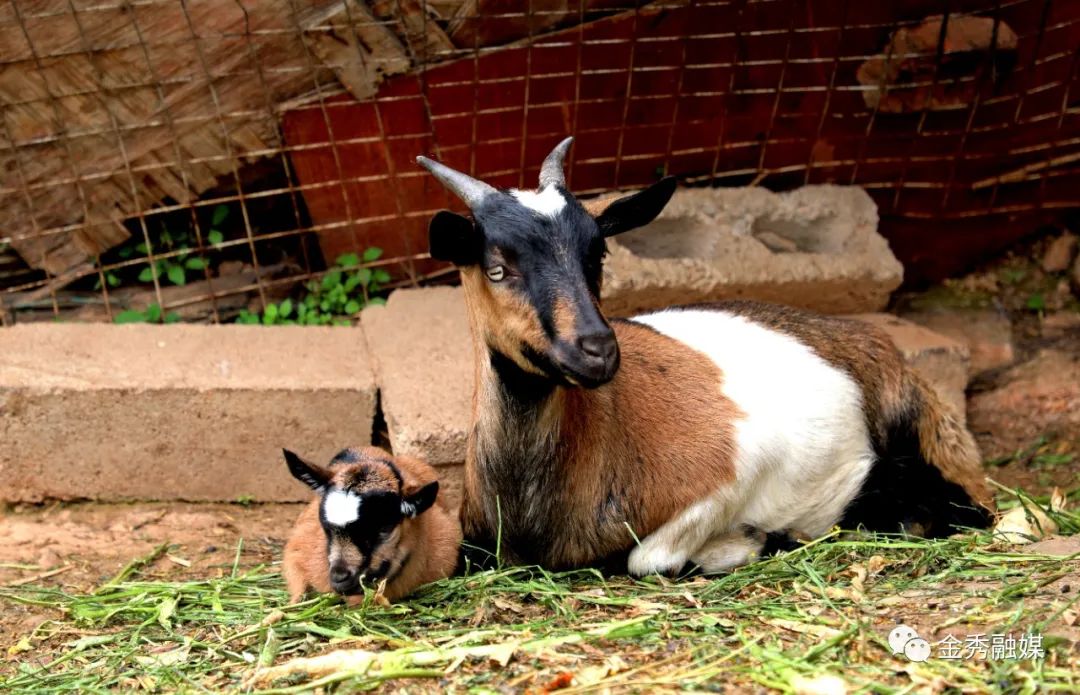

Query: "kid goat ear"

xmin=594 ymin=176 xmax=677 ymax=237
xmin=401 ymin=480 xmax=439 ymax=518
xmin=282 ymin=449 xmax=330 ymax=492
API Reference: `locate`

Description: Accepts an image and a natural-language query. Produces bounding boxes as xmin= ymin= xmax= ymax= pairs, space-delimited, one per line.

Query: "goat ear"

xmin=429 ymin=210 xmax=481 ymax=266
xmin=593 ymin=176 xmax=677 ymax=237
xmin=401 ymin=480 xmax=439 ymax=518
xmin=283 ymin=449 xmax=329 ymax=492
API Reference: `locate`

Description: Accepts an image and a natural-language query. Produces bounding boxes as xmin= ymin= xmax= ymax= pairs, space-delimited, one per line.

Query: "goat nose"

xmin=329 ymin=565 xmax=353 ymax=585
xmin=578 ymin=332 xmax=616 ymax=361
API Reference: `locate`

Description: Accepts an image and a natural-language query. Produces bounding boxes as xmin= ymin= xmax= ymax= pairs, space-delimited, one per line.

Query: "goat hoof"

xmin=627 ymin=545 xmax=688 ymax=577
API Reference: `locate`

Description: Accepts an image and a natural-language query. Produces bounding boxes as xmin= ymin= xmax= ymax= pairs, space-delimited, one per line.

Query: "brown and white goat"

xmin=282 ymin=447 xmax=461 ymax=603
xmin=416 ymin=137 xmax=993 ymax=576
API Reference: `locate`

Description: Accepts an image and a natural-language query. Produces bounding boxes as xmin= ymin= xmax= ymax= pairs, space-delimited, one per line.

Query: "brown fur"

xmin=461 ymin=319 xmax=741 ymax=568
xmin=552 ymin=295 xmax=578 ymax=344
xmin=283 ymin=448 xmax=461 ymax=604
xmin=706 ymin=300 xmax=992 ymax=511
xmin=913 ymin=373 xmax=993 ymax=509
xmin=460 ymin=267 xmax=550 ymax=376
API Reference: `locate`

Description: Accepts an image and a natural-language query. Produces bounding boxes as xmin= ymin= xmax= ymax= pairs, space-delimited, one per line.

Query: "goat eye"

xmin=485 ymin=265 xmax=506 ymax=282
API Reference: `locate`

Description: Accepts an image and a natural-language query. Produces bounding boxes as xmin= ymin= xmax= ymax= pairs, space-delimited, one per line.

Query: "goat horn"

xmin=539 ymin=136 xmax=573 ymax=189
xmin=415 ymin=156 xmax=497 ymax=209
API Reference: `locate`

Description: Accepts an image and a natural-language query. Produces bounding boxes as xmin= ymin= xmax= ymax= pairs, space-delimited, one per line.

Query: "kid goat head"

xmin=283 ymin=447 xmax=440 ymax=596
xmin=417 ymin=138 xmax=676 ymax=387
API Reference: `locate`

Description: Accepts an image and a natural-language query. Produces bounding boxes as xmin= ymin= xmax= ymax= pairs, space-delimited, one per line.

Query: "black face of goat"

xmin=283 ymin=448 xmax=438 ymax=595
xmin=418 ymin=137 xmax=676 ymax=387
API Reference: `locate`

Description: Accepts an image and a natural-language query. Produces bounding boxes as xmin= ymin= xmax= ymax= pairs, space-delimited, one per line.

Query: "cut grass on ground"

xmin=2 ymin=492 xmax=1079 ymax=694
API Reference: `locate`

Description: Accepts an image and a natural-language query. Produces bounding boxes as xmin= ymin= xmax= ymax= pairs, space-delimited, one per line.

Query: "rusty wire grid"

xmin=1 ymin=0 xmax=1078 ymax=325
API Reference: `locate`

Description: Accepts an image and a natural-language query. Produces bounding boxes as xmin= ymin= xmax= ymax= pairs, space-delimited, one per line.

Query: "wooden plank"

xmin=447 ymin=0 xmax=646 ymax=48
xmin=371 ymin=0 xmax=456 ymax=61
xmin=0 ymin=0 xmax=410 ymax=277
xmin=304 ymin=1 xmax=411 ymax=102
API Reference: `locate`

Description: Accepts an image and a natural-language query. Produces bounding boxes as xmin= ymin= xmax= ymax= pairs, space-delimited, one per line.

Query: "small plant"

xmin=1000 ymin=267 xmax=1027 ymax=285
xmin=237 ymin=248 xmax=390 ymax=326
xmin=112 ymin=303 xmax=181 ymax=324
xmin=94 ymin=269 xmax=122 ymax=290
xmin=98 ymin=205 xmax=227 ymax=290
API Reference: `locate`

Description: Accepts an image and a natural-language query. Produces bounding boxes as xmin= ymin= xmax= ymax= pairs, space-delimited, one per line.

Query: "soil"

xmin=0 ymin=501 xmax=301 ymax=651
xmin=941 ymin=233 xmax=1080 ymax=497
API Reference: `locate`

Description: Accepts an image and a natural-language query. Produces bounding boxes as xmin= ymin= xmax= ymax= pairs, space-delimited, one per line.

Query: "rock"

xmin=1042 ymin=233 xmax=1078 ymax=273
xmin=0 ymin=324 xmax=377 ymax=503
xmin=857 ymin=16 xmax=1018 ymax=113
xmin=360 ymin=287 xmax=472 ymax=467
xmin=601 ymin=185 xmax=903 ymax=317
xmin=849 ymin=314 xmax=970 ymax=420
xmin=1026 ymin=535 xmax=1080 ymax=557
xmin=36 ymin=547 xmax=64 ymax=570
xmin=1042 ymin=312 xmax=1080 ymax=340
xmin=968 ymin=349 xmax=1080 ymax=460
xmin=900 ymin=308 xmax=1014 ymax=375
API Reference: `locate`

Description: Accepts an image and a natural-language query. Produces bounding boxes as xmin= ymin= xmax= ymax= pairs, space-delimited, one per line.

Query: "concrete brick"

xmin=435 ymin=461 xmax=465 ymax=516
xmin=900 ymin=308 xmax=1014 ymax=375
xmin=361 ymin=287 xmax=473 ymax=468
xmin=0 ymin=325 xmax=376 ymax=502
xmin=601 ymin=185 xmax=903 ymax=317
xmin=849 ymin=314 xmax=971 ymax=420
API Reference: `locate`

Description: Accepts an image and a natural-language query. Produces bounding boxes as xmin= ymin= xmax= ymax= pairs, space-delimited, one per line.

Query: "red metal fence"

xmin=2 ymin=0 xmax=1078 ymax=324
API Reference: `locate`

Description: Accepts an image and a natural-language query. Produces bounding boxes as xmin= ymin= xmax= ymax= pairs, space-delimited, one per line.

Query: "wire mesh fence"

xmin=1 ymin=0 xmax=1078 ymax=325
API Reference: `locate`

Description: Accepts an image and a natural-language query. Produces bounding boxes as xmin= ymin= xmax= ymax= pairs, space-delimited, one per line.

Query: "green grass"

xmin=2 ymin=497 xmax=1080 ymax=694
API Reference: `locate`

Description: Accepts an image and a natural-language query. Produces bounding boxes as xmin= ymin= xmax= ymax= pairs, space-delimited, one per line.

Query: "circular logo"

xmin=888 ymin=625 xmax=920 ymax=655
xmin=904 ymin=637 xmax=932 ymax=663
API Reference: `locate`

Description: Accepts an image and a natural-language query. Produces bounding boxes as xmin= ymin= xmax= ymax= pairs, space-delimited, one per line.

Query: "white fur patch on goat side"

xmin=511 ymin=186 xmax=567 ymax=217
xmin=323 ymin=489 xmax=362 ymax=527
xmin=627 ymin=308 xmax=875 ymax=575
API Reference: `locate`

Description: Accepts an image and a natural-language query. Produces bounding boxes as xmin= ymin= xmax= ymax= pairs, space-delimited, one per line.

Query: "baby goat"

xmin=282 ymin=446 xmax=461 ymax=603
xmin=416 ymin=137 xmax=993 ymax=576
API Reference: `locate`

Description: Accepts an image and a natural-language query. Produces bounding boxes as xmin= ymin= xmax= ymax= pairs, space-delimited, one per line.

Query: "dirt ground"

xmin=0 ymin=501 xmax=301 ymax=650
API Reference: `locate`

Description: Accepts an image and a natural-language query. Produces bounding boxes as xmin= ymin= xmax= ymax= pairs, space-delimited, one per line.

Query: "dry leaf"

xmin=867 ymin=555 xmax=888 ymax=574
xmin=574 ymin=655 xmax=630 ymax=686
xmin=763 ymin=618 xmax=843 ymax=640
xmin=902 ymin=664 xmax=948 ymax=693
xmin=791 ymin=673 xmax=848 ymax=695
xmin=848 ymin=564 xmax=867 ymax=598
xmin=134 ymin=644 xmax=190 ymax=667
xmin=261 ymin=609 xmax=285 ymax=627
xmin=992 ymin=493 xmax=1063 ymax=544
xmin=683 ymin=591 xmax=702 ymax=608
xmin=485 ymin=641 xmax=518 ymax=667
xmin=492 ymin=597 xmax=524 ymax=614
xmin=1063 ymin=609 xmax=1078 ymax=626
xmin=628 ymin=599 xmax=668 ymax=615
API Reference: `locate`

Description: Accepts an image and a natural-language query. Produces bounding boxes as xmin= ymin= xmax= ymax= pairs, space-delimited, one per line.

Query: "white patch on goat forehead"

xmin=511 ymin=186 xmax=567 ymax=217
xmin=322 ymin=489 xmax=361 ymax=527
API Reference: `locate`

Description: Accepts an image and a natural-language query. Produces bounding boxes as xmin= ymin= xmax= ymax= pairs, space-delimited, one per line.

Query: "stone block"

xmin=0 ymin=325 xmax=376 ymax=502
xmin=361 ymin=287 xmax=474 ymax=468
xmin=849 ymin=313 xmax=971 ymax=419
xmin=601 ymin=185 xmax=903 ymax=317
xmin=900 ymin=308 xmax=1014 ymax=374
